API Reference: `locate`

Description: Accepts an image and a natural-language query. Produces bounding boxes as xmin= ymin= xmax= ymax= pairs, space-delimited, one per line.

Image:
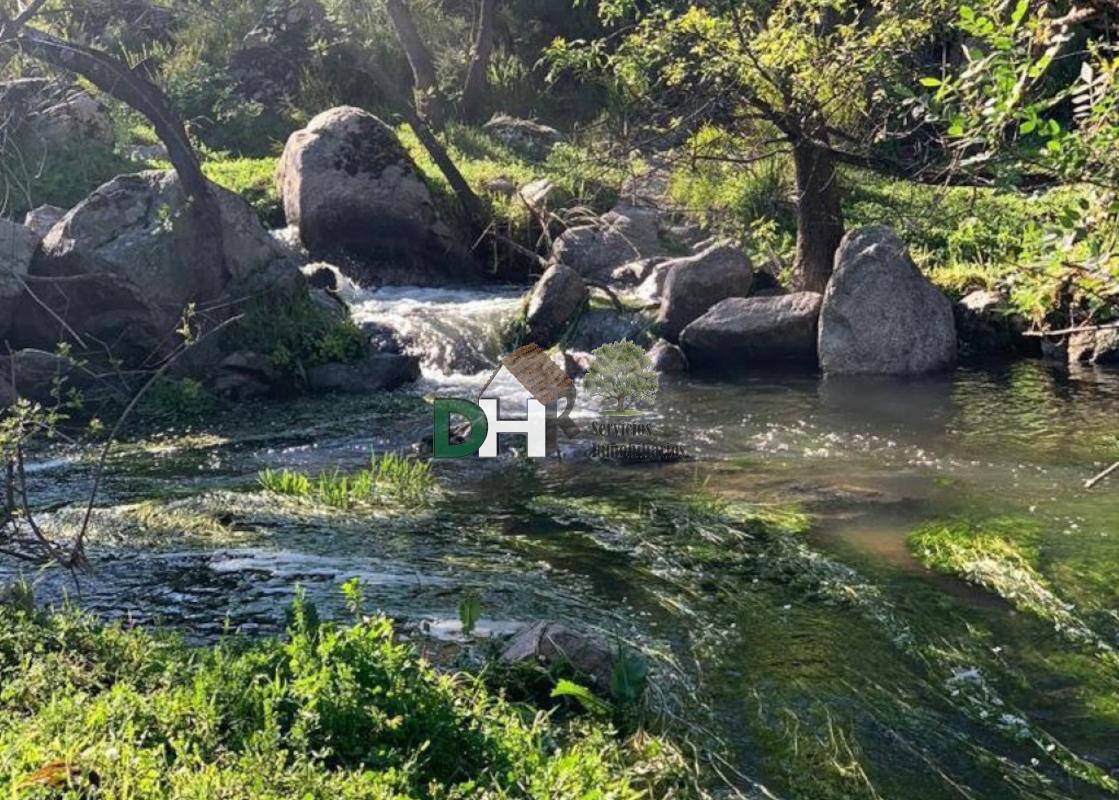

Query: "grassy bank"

xmin=0 ymin=598 xmax=684 ymax=799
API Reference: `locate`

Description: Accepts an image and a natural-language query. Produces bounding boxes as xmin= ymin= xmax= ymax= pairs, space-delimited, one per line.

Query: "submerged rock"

xmin=656 ymin=241 xmax=754 ymax=342
xmin=818 ymin=226 xmax=956 ymax=375
xmin=680 ymin=292 xmax=822 ymax=371
xmin=277 ymin=106 xmax=469 ymax=286
xmin=501 ymin=621 xmax=615 ymax=690
xmin=525 ymin=264 xmax=588 ymax=346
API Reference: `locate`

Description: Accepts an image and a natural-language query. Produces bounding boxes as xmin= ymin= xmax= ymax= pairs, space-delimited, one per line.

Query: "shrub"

xmin=228 ymin=293 xmax=367 ymax=382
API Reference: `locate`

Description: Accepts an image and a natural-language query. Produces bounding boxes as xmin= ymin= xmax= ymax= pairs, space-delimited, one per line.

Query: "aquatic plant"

xmin=257 ymin=453 xmax=437 ymax=510
xmin=0 ymin=598 xmax=687 ymax=798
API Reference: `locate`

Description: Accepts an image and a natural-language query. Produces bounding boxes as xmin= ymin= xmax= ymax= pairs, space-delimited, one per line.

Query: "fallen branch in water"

xmin=1085 ymin=461 xmax=1119 ymax=490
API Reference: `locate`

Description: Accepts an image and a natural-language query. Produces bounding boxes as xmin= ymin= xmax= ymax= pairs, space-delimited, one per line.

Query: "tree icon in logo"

xmin=584 ymin=341 xmax=658 ymax=415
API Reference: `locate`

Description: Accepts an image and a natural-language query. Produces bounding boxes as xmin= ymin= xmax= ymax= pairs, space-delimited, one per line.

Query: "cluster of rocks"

xmin=526 ymin=203 xmax=975 ymax=377
xmin=228 ymin=0 xmax=333 ymax=106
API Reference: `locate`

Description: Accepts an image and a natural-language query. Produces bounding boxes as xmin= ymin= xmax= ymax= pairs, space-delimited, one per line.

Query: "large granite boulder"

xmin=0 ymin=218 xmax=37 ymax=341
xmin=37 ymin=90 xmax=114 ymax=147
xmin=525 ymin=264 xmax=587 ymax=346
xmin=818 ymin=226 xmax=956 ymax=375
xmin=680 ymin=292 xmax=822 ymax=371
xmin=656 ymin=241 xmax=754 ymax=342
xmin=18 ymin=170 xmax=299 ymax=363
xmin=276 ymin=106 xmax=469 ymax=285
xmin=552 ymin=203 xmax=665 ymax=283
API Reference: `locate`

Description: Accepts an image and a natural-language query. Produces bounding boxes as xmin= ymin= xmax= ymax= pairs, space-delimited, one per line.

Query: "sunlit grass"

xmin=258 ymin=453 xmax=437 ymax=509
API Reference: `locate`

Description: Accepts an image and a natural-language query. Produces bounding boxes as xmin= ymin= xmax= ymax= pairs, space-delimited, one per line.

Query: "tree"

xmin=547 ymin=0 xmax=967 ymax=290
xmin=921 ymin=0 xmax=1119 ymax=330
xmin=584 ymin=341 xmax=657 ymax=413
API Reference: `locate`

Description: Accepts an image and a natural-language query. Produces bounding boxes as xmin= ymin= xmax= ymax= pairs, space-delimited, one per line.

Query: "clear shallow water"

xmin=7 ymin=286 xmax=1119 ymax=799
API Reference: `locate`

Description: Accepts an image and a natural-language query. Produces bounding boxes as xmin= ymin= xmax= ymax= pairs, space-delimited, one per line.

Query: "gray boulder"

xmin=36 ymin=90 xmax=114 ymax=147
xmin=0 ymin=349 xmax=99 ymax=406
xmin=566 ymin=307 xmax=647 ymax=352
xmin=277 ymin=106 xmax=468 ymax=286
xmin=305 ymin=352 xmax=420 ymax=394
xmin=483 ymin=114 xmax=562 ymax=160
xmin=552 ymin=203 xmax=665 ymax=283
xmin=680 ymin=292 xmax=822 ymax=372
xmin=0 ymin=217 xmax=36 ymax=340
xmin=23 ymin=205 xmax=66 ymax=238
xmin=20 ymin=170 xmax=299 ymax=363
xmin=1069 ymin=327 xmax=1119 ymax=366
xmin=525 ymin=264 xmax=588 ymax=346
xmin=818 ymin=226 xmax=956 ymax=375
xmin=501 ymin=621 xmax=615 ymax=690
xmin=211 ymin=351 xmax=278 ymax=400
xmin=656 ymin=241 xmax=754 ymax=342
xmin=230 ymin=0 xmax=329 ymax=105
xmin=648 ymin=340 xmax=687 ymax=373
xmin=954 ymin=289 xmax=1036 ymax=358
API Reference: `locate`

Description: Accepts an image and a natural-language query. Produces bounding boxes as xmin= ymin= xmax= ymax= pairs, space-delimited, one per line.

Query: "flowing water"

xmin=7 ymin=284 xmax=1119 ymax=799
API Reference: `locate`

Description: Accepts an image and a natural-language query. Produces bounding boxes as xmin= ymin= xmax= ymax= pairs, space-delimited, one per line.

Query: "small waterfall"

xmin=343 ymin=284 xmax=525 ymax=380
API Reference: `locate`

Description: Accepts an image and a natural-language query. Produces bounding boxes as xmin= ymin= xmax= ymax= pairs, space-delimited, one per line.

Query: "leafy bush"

xmin=0 ymin=599 xmax=678 ymax=798
xmin=228 ymin=293 xmax=367 ymax=382
xmin=139 ymin=377 xmax=223 ymax=422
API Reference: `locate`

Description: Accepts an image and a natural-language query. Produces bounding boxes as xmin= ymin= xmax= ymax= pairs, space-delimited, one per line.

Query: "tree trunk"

xmin=16 ymin=27 xmax=226 ymax=281
xmin=384 ymin=0 xmax=447 ymax=130
xmin=461 ymin=0 xmax=497 ymax=122
xmin=791 ymin=140 xmax=844 ymax=293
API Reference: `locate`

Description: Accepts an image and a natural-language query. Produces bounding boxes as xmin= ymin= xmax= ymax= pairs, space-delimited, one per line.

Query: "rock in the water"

xmin=566 ymin=307 xmax=646 ymax=352
xmin=656 ymin=241 xmax=754 ymax=342
xmin=482 ymin=114 xmax=562 ymax=160
xmin=680 ymin=292 xmax=822 ymax=371
xmin=19 ymin=170 xmax=298 ymax=363
xmin=1069 ymin=327 xmax=1119 ymax=366
xmin=954 ymin=289 xmax=1036 ymax=358
xmin=211 ymin=351 xmax=278 ymax=399
xmin=525 ymin=264 xmax=588 ymax=346
xmin=22 ymin=205 xmax=66 ymax=238
xmin=0 ymin=217 xmax=36 ymax=340
xmin=305 ymin=352 xmax=420 ymax=394
xmin=276 ymin=106 xmax=468 ymax=285
xmin=648 ymin=340 xmax=687 ymax=373
xmin=501 ymin=621 xmax=615 ymax=690
xmin=552 ymin=203 xmax=665 ymax=283
xmin=818 ymin=226 xmax=956 ymax=375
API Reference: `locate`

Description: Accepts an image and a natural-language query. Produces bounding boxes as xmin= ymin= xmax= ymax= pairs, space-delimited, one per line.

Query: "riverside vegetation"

xmin=2 ymin=0 xmax=1119 ymax=798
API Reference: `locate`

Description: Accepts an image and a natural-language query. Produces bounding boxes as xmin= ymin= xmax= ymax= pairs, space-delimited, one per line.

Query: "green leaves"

xmin=458 ymin=589 xmax=482 ymax=635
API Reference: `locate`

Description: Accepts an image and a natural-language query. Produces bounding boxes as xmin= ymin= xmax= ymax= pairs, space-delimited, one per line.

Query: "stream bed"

xmin=7 ymin=285 xmax=1119 ymax=799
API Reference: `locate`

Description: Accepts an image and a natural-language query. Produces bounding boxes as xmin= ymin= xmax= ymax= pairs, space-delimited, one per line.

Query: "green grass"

xmin=0 ymin=597 xmax=682 ymax=798
xmin=0 ymin=140 xmax=138 ymax=219
xmin=258 ymin=453 xmax=437 ymax=509
xmin=202 ymin=156 xmax=283 ymax=226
